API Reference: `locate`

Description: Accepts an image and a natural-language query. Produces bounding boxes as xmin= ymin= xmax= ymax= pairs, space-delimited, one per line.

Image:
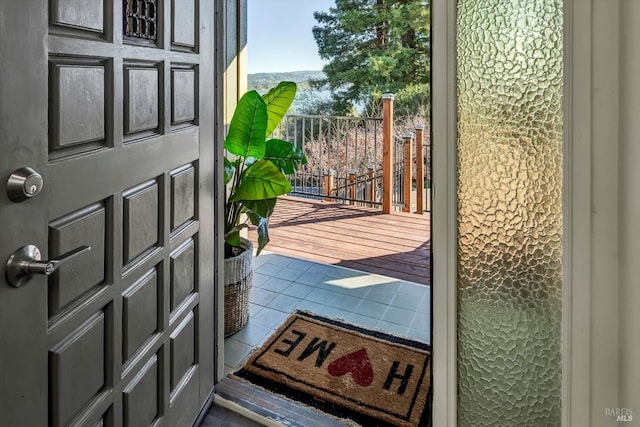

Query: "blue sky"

xmin=247 ymin=0 xmax=335 ymax=73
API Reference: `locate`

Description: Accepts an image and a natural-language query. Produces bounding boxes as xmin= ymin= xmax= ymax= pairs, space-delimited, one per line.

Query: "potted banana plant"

xmin=223 ymin=81 xmax=307 ymax=336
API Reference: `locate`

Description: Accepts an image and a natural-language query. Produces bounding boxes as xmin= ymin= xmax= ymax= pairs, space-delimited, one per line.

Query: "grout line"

xmin=226 ymin=253 xmax=431 ymax=370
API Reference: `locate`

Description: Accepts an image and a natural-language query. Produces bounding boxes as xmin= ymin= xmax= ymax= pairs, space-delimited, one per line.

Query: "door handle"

xmin=5 ymin=245 xmax=91 ymax=288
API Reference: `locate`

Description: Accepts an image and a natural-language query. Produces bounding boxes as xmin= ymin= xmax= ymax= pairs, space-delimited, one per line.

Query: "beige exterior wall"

xmin=223 ymin=0 xmax=248 ymax=125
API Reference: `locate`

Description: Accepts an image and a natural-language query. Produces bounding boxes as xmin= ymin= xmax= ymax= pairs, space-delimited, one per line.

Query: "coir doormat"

xmin=233 ymin=310 xmax=431 ymax=426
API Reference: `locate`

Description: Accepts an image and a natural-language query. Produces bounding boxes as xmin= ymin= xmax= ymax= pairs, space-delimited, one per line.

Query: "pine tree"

xmin=312 ymin=0 xmax=430 ymax=116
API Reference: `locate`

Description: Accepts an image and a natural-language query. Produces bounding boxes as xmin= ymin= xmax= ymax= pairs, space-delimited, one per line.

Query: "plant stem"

xmin=226 ymin=156 xmax=247 ymax=243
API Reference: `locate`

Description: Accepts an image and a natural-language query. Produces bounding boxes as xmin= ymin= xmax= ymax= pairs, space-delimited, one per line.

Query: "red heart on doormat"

xmin=327 ymin=348 xmax=374 ymax=386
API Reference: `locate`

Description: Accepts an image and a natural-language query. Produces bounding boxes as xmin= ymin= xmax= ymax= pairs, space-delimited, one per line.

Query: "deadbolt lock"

xmin=6 ymin=167 xmax=43 ymax=202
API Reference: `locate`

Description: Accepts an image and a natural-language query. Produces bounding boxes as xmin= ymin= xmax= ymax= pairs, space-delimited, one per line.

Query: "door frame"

xmin=214 ymin=0 xmax=228 ymax=384
xmin=430 ymin=0 xmax=457 ymax=424
xmin=431 ymin=0 xmax=597 ymax=424
xmin=214 ymin=0 xmax=249 ymax=383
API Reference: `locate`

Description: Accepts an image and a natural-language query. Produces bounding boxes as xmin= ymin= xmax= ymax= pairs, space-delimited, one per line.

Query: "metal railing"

xmin=393 ymin=134 xmax=407 ymax=209
xmin=275 ymin=96 xmax=431 ymax=213
xmin=323 ymin=167 xmax=383 ymax=206
xmin=275 ymin=114 xmax=383 ymax=206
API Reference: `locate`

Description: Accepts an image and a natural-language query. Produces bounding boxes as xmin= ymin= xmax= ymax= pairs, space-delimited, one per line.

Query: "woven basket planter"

xmin=224 ymin=238 xmax=253 ymax=337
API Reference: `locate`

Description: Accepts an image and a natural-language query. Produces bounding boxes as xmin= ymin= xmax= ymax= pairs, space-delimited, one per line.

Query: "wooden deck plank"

xmin=269 ymin=222 xmax=430 ymax=259
xmin=274 ymin=217 xmax=430 ymax=247
xmin=248 ymin=196 xmax=431 ymax=285
xmin=259 ymin=233 xmax=430 ymax=277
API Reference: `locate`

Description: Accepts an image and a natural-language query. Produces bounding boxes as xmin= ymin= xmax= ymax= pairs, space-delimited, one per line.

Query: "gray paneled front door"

xmin=0 ymin=1 xmax=218 ymax=425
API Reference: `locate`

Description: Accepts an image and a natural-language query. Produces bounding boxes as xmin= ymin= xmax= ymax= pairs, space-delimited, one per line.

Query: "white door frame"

xmin=431 ymin=0 xmax=600 ymax=424
xmin=430 ymin=0 xmax=458 ymax=424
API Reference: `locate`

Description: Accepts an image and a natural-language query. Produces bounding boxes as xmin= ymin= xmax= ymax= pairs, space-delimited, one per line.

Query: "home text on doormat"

xmin=234 ymin=310 xmax=431 ymax=426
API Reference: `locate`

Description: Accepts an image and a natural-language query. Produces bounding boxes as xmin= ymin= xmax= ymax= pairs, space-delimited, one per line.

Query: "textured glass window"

xmin=456 ymin=0 xmax=563 ymax=425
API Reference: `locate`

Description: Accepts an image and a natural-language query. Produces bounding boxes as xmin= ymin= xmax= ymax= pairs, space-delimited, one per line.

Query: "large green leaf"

xmin=264 ymin=139 xmax=308 ymax=175
xmin=224 ymin=91 xmax=267 ymax=159
xmin=262 ymin=82 xmax=297 ymax=137
xmin=224 ymin=157 xmax=235 ymax=185
xmin=224 ymin=220 xmax=249 ymax=246
xmin=230 ymin=160 xmax=292 ymax=201
xmin=224 ymin=228 xmax=242 ymax=248
xmin=243 ymin=198 xmax=277 ymax=219
xmin=246 ymin=211 xmax=270 ymax=255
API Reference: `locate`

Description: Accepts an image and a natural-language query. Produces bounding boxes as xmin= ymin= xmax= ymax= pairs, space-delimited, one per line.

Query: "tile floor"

xmin=224 ymin=251 xmax=431 ymax=374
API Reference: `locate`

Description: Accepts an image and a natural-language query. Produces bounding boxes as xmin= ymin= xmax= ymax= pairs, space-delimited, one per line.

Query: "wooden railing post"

xmin=367 ymin=164 xmax=375 ymax=207
xmin=382 ymin=93 xmax=394 ymax=214
xmin=415 ymin=125 xmax=424 ymax=215
xmin=402 ymin=132 xmax=413 ymax=213
xmin=324 ymin=169 xmax=335 ymax=201
xmin=348 ymin=169 xmax=356 ymax=204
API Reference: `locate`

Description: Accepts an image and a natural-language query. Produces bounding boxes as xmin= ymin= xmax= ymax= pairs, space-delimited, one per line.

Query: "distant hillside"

xmin=248 ymin=70 xmax=325 ymax=93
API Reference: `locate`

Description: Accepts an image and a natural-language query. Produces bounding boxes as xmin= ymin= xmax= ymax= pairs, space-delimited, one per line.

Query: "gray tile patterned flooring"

xmin=224 ymin=251 xmax=431 ymax=374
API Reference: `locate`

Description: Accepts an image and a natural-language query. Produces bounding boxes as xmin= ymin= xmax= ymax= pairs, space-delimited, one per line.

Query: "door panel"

xmin=122 ymin=179 xmax=160 ymax=266
xmin=0 ymin=0 xmax=217 ymax=425
xmin=50 ymin=312 xmax=106 ymax=427
xmin=49 ymin=59 xmax=108 ymax=156
xmin=123 ymin=355 xmax=159 ymax=427
xmin=122 ymin=269 xmax=159 ymax=363
xmin=49 ymin=203 xmax=107 ymax=315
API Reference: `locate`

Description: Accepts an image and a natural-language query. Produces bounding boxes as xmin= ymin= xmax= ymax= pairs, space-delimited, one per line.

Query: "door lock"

xmin=5 ymin=245 xmax=91 ymax=288
xmin=6 ymin=167 xmax=44 ymax=202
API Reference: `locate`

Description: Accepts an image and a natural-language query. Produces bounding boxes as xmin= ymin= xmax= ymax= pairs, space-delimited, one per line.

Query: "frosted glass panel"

xmin=456 ymin=0 xmax=563 ymax=425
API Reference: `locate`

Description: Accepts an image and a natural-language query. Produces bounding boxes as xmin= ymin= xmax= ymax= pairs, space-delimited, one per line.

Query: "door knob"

xmin=5 ymin=245 xmax=91 ymax=288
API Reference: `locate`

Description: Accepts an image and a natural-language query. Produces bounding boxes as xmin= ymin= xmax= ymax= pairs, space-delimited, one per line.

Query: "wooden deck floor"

xmin=248 ymin=196 xmax=431 ymax=285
